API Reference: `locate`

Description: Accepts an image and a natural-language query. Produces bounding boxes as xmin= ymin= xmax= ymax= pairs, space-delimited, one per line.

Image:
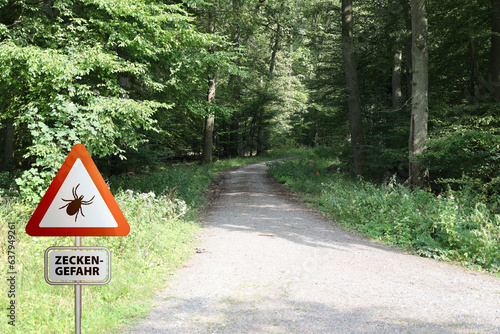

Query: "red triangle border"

xmin=25 ymin=144 xmax=130 ymax=236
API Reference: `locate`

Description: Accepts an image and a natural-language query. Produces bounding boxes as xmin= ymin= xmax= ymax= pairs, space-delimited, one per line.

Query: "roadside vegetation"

xmin=267 ymin=147 xmax=500 ymax=276
xmin=0 ymin=151 xmax=298 ymax=334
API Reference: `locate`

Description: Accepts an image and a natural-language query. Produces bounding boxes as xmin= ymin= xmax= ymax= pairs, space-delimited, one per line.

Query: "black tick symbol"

xmin=59 ymin=184 xmax=95 ymax=222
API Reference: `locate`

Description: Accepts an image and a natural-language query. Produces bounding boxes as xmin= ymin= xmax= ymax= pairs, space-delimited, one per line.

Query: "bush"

xmin=267 ymin=157 xmax=326 ymax=194
xmin=424 ymin=103 xmax=500 ymax=198
xmin=107 ymin=164 xmax=215 ymax=208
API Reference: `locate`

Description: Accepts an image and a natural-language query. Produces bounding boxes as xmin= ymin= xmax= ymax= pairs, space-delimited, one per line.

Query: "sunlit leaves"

xmin=0 ymin=0 xmax=219 ymax=200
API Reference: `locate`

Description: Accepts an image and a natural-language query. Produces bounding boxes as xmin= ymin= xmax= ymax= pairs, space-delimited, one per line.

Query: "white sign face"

xmin=39 ymin=158 xmax=118 ymax=228
xmin=46 ymin=248 xmax=110 ymax=283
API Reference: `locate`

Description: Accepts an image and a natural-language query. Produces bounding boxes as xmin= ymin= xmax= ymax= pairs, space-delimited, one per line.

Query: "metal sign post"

xmin=44 ymin=240 xmax=111 ymax=333
xmin=75 ymin=237 xmax=82 ymax=334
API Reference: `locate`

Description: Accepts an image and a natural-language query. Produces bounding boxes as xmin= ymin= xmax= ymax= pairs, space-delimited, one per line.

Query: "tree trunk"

xmin=228 ymin=33 xmax=241 ymax=158
xmin=491 ymin=0 xmax=500 ymax=101
xmin=268 ymin=1 xmax=284 ymax=76
xmin=229 ymin=114 xmax=239 ymax=157
xmin=409 ymin=0 xmax=429 ymax=188
xmin=392 ymin=0 xmax=404 ymax=110
xmin=403 ymin=0 xmax=413 ymax=102
xmin=341 ymin=0 xmax=365 ymax=175
xmin=201 ymin=10 xmax=216 ymax=164
xmin=269 ymin=23 xmax=281 ymax=75
xmin=256 ymin=125 xmax=264 ymax=156
xmin=392 ymin=48 xmax=403 ymax=109
xmin=227 ymin=54 xmax=242 ymax=157
xmin=201 ymin=73 xmax=216 ymax=164
xmin=201 ymin=115 xmax=215 ymax=163
xmin=406 ymin=40 xmax=413 ymax=102
xmin=469 ymin=36 xmax=489 ymax=102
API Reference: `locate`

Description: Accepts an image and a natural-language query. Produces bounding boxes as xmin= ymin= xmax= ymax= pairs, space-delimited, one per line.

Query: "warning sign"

xmin=45 ymin=247 xmax=111 ymax=285
xmin=26 ymin=144 xmax=130 ymax=236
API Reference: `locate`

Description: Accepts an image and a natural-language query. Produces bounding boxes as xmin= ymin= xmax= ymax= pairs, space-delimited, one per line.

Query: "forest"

xmin=0 ymin=0 xmax=499 ymax=199
xmin=0 ymin=1 xmax=499 ymax=331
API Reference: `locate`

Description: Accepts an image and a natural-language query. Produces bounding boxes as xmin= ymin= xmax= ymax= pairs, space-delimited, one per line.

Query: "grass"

xmin=267 ymin=148 xmax=500 ymax=275
xmin=0 ymin=150 xmax=298 ymax=334
xmin=0 ymin=192 xmax=198 ymax=333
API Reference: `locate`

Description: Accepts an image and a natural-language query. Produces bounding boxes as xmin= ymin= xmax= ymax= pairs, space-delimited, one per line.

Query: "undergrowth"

xmin=0 ymin=189 xmax=198 ymax=334
xmin=268 ymin=154 xmax=500 ymax=275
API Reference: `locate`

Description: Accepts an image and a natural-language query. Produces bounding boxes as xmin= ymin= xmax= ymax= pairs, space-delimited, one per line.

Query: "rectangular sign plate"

xmin=44 ymin=246 xmax=111 ymax=285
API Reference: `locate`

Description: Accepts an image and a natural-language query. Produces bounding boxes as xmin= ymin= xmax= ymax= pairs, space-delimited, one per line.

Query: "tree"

xmin=182 ymin=0 xmax=246 ymax=163
xmin=201 ymin=76 xmax=217 ymax=164
xmin=0 ymin=0 xmax=215 ymax=199
xmin=491 ymin=0 xmax=500 ymax=101
xmin=409 ymin=0 xmax=429 ymax=188
xmin=391 ymin=0 xmax=406 ymax=110
xmin=201 ymin=9 xmax=217 ymax=164
xmin=341 ymin=0 xmax=365 ymax=175
xmin=223 ymin=0 xmax=303 ymax=156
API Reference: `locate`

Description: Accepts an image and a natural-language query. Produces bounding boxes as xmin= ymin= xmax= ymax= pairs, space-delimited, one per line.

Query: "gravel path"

xmin=126 ymin=161 xmax=500 ymax=333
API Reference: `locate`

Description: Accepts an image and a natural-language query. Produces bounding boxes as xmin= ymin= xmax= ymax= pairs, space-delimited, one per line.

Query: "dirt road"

xmin=126 ymin=161 xmax=500 ymax=333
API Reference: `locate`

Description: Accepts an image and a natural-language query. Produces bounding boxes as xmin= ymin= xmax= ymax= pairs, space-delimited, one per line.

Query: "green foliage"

xmin=1 ymin=0 xmax=498 ymax=277
xmin=0 ymin=171 xmax=16 ymax=197
xmin=267 ymin=157 xmax=324 ymax=193
xmin=428 ymin=0 xmax=491 ymax=104
xmin=1 ymin=0 xmax=498 ymax=206
xmin=268 ymin=156 xmax=500 ymax=274
xmin=423 ymin=103 xmax=500 ymax=198
xmin=107 ymin=151 xmax=292 ymax=208
xmin=267 ymin=146 xmax=343 ymax=193
xmin=107 ymin=164 xmax=216 ymax=208
xmin=293 ymin=0 xmax=497 ymax=193
xmin=0 ymin=0 xmax=236 ymax=200
xmin=363 ymin=107 xmax=410 ymax=180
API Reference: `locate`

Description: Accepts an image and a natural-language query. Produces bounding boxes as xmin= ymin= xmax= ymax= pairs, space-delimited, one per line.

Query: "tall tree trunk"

xmin=268 ymin=1 xmax=284 ymax=76
xmin=201 ymin=10 xmax=216 ymax=164
xmin=406 ymin=40 xmax=413 ymax=103
xmin=392 ymin=48 xmax=403 ymax=109
xmin=392 ymin=0 xmax=404 ymax=110
xmin=341 ymin=0 xmax=365 ymax=175
xmin=409 ymin=0 xmax=429 ymax=188
xmin=269 ymin=23 xmax=281 ymax=75
xmin=256 ymin=10 xmax=282 ymax=157
xmin=201 ymin=73 xmax=216 ymax=164
xmin=256 ymin=125 xmax=264 ymax=156
xmin=229 ymin=73 xmax=241 ymax=157
xmin=469 ymin=36 xmax=489 ymax=102
xmin=403 ymin=0 xmax=413 ymax=102
xmin=226 ymin=0 xmax=244 ymax=158
xmin=466 ymin=8 xmax=488 ymax=102
xmin=491 ymin=0 xmax=500 ymax=101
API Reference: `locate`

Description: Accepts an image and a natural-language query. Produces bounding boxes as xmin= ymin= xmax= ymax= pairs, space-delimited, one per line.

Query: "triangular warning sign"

xmin=26 ymin=144 xmax=130 ymax=236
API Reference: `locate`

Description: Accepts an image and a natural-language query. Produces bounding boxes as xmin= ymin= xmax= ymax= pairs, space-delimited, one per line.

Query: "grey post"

xmin=75 ymin=236 xmax=82 ymax=334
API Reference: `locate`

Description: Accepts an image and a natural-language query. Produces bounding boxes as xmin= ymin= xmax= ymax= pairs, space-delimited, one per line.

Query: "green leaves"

xmin=1 ymin=0 xmax=228 ymax=200
xmin=423 ymin=104 xmax=500 ymax=197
